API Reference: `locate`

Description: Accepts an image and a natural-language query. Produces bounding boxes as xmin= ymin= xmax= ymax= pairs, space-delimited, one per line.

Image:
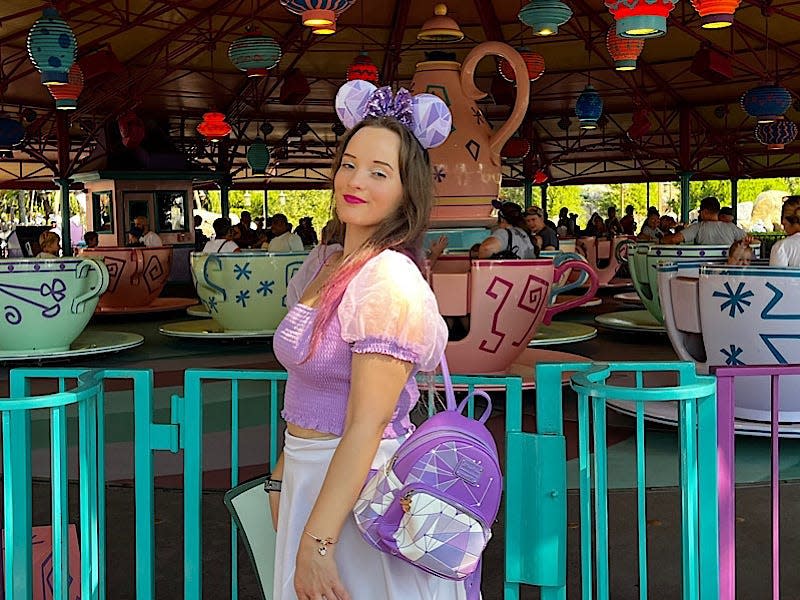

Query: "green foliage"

xmin=198 ymin=188 xmax=333 ymax=230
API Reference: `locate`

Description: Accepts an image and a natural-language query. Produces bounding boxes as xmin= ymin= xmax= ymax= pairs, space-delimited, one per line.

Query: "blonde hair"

xmin=39 ymin=231 xmax=60 ymax=250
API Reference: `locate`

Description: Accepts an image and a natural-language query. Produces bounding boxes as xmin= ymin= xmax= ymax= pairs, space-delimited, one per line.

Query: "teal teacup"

xmin=191 ymin=251 xmax=308 ymax=333
xmin=0 ymin=258 xmax=109 ymax=352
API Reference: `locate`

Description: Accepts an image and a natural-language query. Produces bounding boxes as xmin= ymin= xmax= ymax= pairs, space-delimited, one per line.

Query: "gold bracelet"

xmin=304 ymin=530 xmax=337 ymax=556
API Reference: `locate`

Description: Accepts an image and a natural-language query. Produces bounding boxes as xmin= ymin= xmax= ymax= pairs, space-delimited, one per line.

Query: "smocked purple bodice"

xmin=273 ymin=302 xmax=419 ymax=438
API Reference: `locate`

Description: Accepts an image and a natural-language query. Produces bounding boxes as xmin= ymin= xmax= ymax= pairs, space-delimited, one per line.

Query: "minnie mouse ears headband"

xmin=335 ymin=80 xmax=452 ymax=150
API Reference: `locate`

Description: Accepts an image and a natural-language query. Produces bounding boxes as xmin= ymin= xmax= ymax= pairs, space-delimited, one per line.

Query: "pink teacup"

xmin=431 ymin=256 xmax=598 ymax=374
xmin=79 ymin=246 xmax=173 ymax=308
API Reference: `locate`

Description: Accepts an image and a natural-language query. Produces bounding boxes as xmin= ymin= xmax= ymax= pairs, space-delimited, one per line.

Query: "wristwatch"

xmin=263 ymin=476 xmax=282 ymax=493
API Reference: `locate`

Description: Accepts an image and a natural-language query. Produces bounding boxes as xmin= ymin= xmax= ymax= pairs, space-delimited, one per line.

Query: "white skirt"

xmin=273 ymin=432 xmax=467 ymax=600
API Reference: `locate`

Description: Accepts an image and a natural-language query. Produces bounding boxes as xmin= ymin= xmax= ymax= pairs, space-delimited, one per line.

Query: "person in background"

xmin=478 ymin=200 xmax=537 ymax=258
xmin=202 ymin=218 xmax=240 ymax=253
xmin=605 ymin=206 xmax=622 ymax=235
xmin=231 ymin=210 xmax=258 ymax=248
xmin=719 ymin=207 xmax=735 ymax=223
xmin=194 ymin=215 xmax=209 ymax=250
xmin=295 ymin=216 xmax=319 ymax=248
xmin=36 ymin=231 xmax=60 ymax=258
xmin=126 ymin=226 xmax=145 ymax=247
xmin=637 ymin=210 xmax=662 ymax=241
xmin=266 ymin=213 xmax=304 ymax=252
xmin=254 ymin=216 xmax=265 ymax=232
xmin=133 ymin=216 xmax=163 ymax=247
xmin=659 ymin=214 xmax=677 ymax=237
xmin=661 ymin=196 xmax=745 ymax=245
xmin=84 ymin=231 xmax=99 ymax=248
xmin=524 ymin=205 xmax=559 ymax=250
xmin=585 ymin=212 xmax=606 ymax=237
xmin=426 ymin=234 xmax=448 ymax=271
xmin=770 ymin=195 xmax=800 ymax=267
xmin=727 ymin=239 xmax=753 ymax=266
xmin=620 ymin=204 xmax=636 ymax=235
xmin=556 ymin=207 xmax=573 ymax=236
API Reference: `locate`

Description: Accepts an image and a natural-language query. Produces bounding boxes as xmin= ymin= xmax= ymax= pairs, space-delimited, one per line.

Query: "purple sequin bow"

xmin=335 ymin=80 xmax=452 ymax=149
xmin=364 ymin=86 xmax=414 ymax=130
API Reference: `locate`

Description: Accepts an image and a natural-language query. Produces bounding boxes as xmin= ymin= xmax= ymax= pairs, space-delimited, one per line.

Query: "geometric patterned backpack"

xmin=352 ymin=355 xmax=502 ymax=600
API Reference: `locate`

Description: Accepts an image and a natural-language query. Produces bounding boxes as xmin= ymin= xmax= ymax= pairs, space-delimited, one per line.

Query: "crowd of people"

xmin=195 ymin=210 xmax=320 ymax=254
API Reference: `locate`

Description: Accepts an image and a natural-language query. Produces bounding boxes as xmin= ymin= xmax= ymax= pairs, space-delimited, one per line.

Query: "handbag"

xmin=224 ymin=476 xmax=277 ymax=600
xmin=352 ymin=355 xmax=502 ymax=600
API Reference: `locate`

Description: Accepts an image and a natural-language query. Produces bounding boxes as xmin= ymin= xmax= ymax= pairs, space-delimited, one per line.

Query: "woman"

xmin=270 ymin=88 xmax=460 ymax=599
xmin=637 ymin=212 xmax=662 ymax=241
xmin=770 ymin=195 xmax=800 ymax=267
xmin=36 ymin=231 xmax=60 ymax=258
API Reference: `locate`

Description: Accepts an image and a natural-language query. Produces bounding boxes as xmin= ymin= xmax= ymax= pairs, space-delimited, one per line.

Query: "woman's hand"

xmin=294 ymin=537 xmax=350 ymax=600
xmin=268 ymin=490 xmax=280 ymax=532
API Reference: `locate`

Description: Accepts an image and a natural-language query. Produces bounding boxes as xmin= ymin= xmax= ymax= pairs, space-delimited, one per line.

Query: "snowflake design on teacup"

xmin=712 ymin=281 xmax=754 ymax=318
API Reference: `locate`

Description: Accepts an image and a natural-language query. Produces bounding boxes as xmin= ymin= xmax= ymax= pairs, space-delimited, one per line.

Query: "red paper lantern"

xmin=606 ymin=27 xmax=644 ymax=71
xmin=197 ymin=112 xmax=232 ymax=142
xmin=533 ymin=169 xmax=549 ymax=184
xmin=689 ymin=0 xmax=741 ymax=28
xmin=48 ymin=63 xmax=83 ymax=110
xmin=627 ymin=108 xmax=652 ymax=139
xmin=498 ymin=48 xmax=545 ymax=83
xmin=501 ymin=138 xmax=531 ymax=159
xmin=346 ymin=52 xmax=380 ymax=84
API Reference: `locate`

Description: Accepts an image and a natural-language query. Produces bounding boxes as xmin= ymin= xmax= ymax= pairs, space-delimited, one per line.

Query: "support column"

xmin=55 ymin=178 xmax=72 ymax=256
xmin=731 ymin=178 xmax=738 ymax=223
xmin=540 ymin=183 xmax=548 ymax=218
xmin=220 ymin=176 xmax=232 ymax=219
xmin=679 ymin=171 xmax=693 ymax=224
xmin=523 ymin=179 xmax=533 ymax=210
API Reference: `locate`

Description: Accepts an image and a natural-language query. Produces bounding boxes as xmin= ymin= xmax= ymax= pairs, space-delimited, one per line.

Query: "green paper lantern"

xmin=247 ymin=139 xmax=271 ymax=174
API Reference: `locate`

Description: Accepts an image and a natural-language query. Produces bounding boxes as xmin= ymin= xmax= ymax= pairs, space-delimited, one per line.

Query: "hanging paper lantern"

xmin=690 ymin=0 xmax=741 ymax=28
xmin=347 ymin=52 xmax=380 ymax=84
xmin=518 ymin=0 xmax=573 ymax=36
xmin=417 ymin=4 xmax=464 ymax=43
xmin=228 ymin=33 xmax=282 ymax=77
xmin=26 ymin=7 xmax=78 ymax=86
xmin=501 ymin=138 xmax=531 ymax=159
xmin=605 ymin=0 xmax=678 ymax=38
xmin=247 ymin=139 xmax=271 ymax=174
xmin=741 ymin=85 xmax=792 ymax=123
xmin=627 ymin=108 xmax=652 ymax=139
xmin=498 ymin=48 xmax=545 ymax=83
xmin=533 ymin=169 xmax=549 ymax=184
xmin=280 ymin=1 xmax=355 ymax=27
xmin=118 ymin=111 xmax=146 ymax=148
xmin=48 ymin=63 xmax=84 ymax=110
xmin=575 ymin=85 xmax=603 ymax=129
xmin=755 ymin=120 xmax=797 ymax=150
xmin=197 ymin=112 xmax=232 ymax=143
xmin=0 ymin=118 xmax=25 ymax=149
xmin=606 ymin=27 xmax=644 ymax=70
xmin=311 ymin=20 xmax=337 ymax=34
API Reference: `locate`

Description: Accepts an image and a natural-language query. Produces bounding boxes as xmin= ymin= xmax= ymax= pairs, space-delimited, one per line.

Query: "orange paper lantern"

xmin=48 ymin=63 xmax=83 ymax=110
xmin=498 ymin=48 xmax=545 ymax=83
xmin=606 ymin=27 xmax=644 ymax=70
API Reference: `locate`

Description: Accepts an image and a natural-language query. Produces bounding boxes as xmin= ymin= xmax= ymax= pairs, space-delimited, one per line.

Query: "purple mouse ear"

xmin=410 ymin=93 xmax=452 ymax=149
xmin=335 ymin=80 xmax=378 ymax=130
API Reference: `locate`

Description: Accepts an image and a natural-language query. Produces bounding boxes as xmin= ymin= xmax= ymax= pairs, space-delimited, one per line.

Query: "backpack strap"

xmin=440 ymin=354 xmax=493 ymax=423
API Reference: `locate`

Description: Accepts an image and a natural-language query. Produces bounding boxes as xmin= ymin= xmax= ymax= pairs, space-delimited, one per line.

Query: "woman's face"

xmin=647 ymin=214 xmax=659 ymax=228
xmin=334 ymin=126 xmax=404 ymax=234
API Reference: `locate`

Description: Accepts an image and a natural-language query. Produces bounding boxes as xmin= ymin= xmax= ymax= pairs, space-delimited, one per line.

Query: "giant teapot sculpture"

xmin=411 ymin=42 xmax=530 ymax=226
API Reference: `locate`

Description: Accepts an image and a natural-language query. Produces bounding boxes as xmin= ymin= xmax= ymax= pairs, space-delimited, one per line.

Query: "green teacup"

xmin=0 ymin=257 xmax=109 ymax=352
xmin=191 ymin=251 xmax=308 ymax=333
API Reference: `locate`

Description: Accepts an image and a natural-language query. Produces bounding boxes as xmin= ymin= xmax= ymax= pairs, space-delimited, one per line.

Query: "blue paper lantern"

xmin=755 ymin=119 xmax=797 ymax=150
xmin=575 ymin=85 xmax=603 ymax=129
xmin=247 ymin=139 xmax=271 ymax=174
xmin=741 ymin=85 xmax=792 ymax=123
xmin=26 ymin=8 xmax=77 ymax=86
xmin=518 ymin=0 xmax=573 ymax=36
xmin=0 ymin=118 xmax=25 ymax=149
xmin=228 ymin=34 xmax=281 ymax=77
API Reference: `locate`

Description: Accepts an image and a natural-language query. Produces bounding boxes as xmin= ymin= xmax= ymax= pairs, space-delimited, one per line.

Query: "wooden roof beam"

xmin=381 ymin=0 xmax=411 ymax=86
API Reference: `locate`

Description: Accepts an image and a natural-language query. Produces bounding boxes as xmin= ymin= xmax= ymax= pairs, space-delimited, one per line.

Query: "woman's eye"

xmin=372 ymin=170 xmax=387 ymax=178
xmin=341 ymin=162 xmax=355 ymax=170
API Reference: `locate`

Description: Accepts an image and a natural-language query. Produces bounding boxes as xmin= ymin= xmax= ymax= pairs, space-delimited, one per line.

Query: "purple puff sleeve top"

xmin=273 ymin=249 xmax=448 ymax=438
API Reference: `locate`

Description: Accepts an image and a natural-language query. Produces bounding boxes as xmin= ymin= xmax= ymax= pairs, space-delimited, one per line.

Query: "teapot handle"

xmin=461 ymin=42 xmax=530 ymax=166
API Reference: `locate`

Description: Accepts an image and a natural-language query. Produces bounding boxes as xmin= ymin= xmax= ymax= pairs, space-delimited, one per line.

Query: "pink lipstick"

xmin=344 ymin=194 xmax=366 ymax=204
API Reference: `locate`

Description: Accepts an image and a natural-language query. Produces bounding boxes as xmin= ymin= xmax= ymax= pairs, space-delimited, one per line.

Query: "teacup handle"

xmin=543 ymin=259 xmax=599 ymax=324
xmin=615 ymin=238 xmax=636 ymax=265
xmin=72 ymin=258 xmax=110 ymax=314
xmin=129 ymin=248 xmax=144 ymax=286
xmin=549 ymin=252 xmax=589 ymax=300
xmin=461 ymin=42 xmax=530 ymax=166
xmin=202 ymin=254 xmax=227 ymax=301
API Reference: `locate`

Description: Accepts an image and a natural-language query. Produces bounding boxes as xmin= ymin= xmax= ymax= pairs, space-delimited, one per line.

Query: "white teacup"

xmin=191 ymin=251 xmax=308 ymax=333
xmin=659 ymin=262 xmax=800 ymax=422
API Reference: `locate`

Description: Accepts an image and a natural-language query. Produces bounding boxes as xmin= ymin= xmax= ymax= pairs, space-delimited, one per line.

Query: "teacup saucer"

xmin=599 ymin=278 xmax=632 ymax=289
xmin=555 ymin=294 xmax=602 ymax=308
xmin=595 ymin=309 xmax=665 ymax=332
xmin=186 ymin=304 xmax=210 ymax=318
xmin=159 ymin=319 xmax=276 ymax=339
xmin=429 ymin=348 xmax=590 ymax=391
xmin=95 ymin=297 xmax=197 ymax=315
xmin=613 ymin=291 xmax=643 ymax=305
xmin=0 ymin=331 xmax=144 ymax=364
xmin=528 ymin=322 xmax=597 ymax=347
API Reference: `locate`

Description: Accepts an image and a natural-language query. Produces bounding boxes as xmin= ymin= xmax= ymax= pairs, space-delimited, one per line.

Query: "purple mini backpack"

xmin=353 ymin=355 xmax=502 ymax=600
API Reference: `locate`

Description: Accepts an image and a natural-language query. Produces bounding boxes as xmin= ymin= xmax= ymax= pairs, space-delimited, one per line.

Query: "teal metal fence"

xmin=1 ymin=362 xmax=720 ymax=599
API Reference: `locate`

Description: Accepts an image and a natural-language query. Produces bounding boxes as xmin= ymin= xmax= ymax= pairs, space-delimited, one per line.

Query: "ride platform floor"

xmin=8 ymin=287 xmax=797 ymax=599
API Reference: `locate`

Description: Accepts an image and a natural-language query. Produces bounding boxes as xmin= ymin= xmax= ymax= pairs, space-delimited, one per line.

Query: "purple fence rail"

xmin=714 ymin=364 xmax=800 ymax=600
